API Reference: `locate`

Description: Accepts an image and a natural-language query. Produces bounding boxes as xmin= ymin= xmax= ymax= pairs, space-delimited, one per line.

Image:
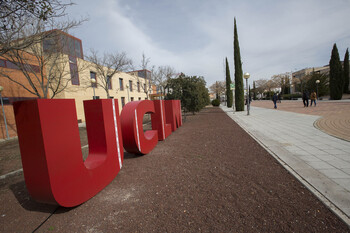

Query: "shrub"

xmin=282 ymin=93 xmax=302 ymax=100
xmin=211 ymin=99 xmax=220 ymax=106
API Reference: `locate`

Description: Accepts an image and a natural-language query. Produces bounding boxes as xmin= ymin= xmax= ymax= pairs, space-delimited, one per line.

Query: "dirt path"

xmin=0 ymin=107 xmax=348 ymax=232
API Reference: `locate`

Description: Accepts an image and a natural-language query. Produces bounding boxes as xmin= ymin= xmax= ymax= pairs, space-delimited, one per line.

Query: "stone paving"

xmin=251 ymin=99 xmax=350 ymax=141
xmin=221 ymin=103 xmax=350 ymax=225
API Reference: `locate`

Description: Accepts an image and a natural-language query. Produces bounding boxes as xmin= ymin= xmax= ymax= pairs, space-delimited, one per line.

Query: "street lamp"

xmin=91 ymin=78 xmax=96 ymax=99
xmin=316 ymin=79 xmax=320 ymax=99
xmin=243 ymin=72 xmax=250 ymax=116
xmin=0 ymin=86 xmax=10 ymax=139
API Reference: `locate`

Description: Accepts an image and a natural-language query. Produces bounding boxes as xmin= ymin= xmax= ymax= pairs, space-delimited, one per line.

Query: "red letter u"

xmin=13 ymin=99 xmax=123 ymax=207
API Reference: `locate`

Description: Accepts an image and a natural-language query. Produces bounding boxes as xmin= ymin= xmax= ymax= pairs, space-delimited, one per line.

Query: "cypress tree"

xmin=343 ymin=48 xmax=349 ymax=93
xmin=329 ymin=43 xmax=343 ymax=100
xmin=253 ymin=81 xmax=256 ymax=100
xmin=234 ymin=18 xmax=244 ymax=111
xmin=225 ymin=57 xmax=233 ymax=107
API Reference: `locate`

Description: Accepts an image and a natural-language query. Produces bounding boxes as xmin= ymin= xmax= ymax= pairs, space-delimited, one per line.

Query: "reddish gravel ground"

xmin=0 ymin=106 xmax=349 ymax=232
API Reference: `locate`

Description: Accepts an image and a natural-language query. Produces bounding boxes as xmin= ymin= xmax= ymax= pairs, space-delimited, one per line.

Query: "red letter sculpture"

xmin=165 ymin=100 xmax=182 ymax=132
xmin=120 ymin=100 xmax=158 ymax=155
xmin=13 ymin=99 xmax=123 ymax=207
xmin=151 ymin=100 xmax=172 ymax=141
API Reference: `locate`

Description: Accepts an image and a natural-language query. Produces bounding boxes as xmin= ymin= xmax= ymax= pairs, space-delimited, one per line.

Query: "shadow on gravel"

xmin=9 ymin=181 xmax=57 ymax=213
xmin=124 ymin=151 xmax=143 ymax=159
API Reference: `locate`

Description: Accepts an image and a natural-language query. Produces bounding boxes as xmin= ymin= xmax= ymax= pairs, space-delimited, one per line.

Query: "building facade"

xmin=0 ymin=30 xmax=152 ymax=139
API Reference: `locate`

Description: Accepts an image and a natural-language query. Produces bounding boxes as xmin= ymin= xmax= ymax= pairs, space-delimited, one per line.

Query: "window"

xmin=138 ymin=97 xmax=141 ymax=101
xmin=137 ymin=82 xmax=140 ymax=92
xmin=43 ymin=38 xmax=57 ymax=53
xmin=90 ymin=72 xmax=97 ymax=87
xmin=144 ymin=83 xmax=146 ymax=92
xmin=119 ymin=78 xmax=124 ymax=90
xmin=131 ymin=97 xmax=134 ymax=101
xmin=58 ymin=34 xmax=83 ymax=59
xmin=70 ymin=56 xmax=79 ymax=85
xmin=0 ymin=59 xmax=6 ymax=67
xmin=6 ymin=61 xmax=19 ymax=70
xmin=107 ymin=76 xmax=112 ymax=90
xmin=121 ymin=97 xmax=125 ymax=108
xmin=74 ymin=40 xmax=82 ymax=58
xmin=129 ymin=80 xmax=133 ymax=91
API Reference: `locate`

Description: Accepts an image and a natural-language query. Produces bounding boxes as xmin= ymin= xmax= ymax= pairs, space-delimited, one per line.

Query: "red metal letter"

xmin=120 ymin=100 xmax=158 ymax=155
xmin=151 ymin=100 xmax=172 ymax=141
xmin=13 ymin=99 xmax=123 ymax=207
xmin=165 ymin=100 xmax=182 ymax=132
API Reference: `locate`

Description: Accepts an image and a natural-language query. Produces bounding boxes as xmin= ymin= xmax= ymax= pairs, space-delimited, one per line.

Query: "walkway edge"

xmin=220 ymin=106 xmax=350 ymax=227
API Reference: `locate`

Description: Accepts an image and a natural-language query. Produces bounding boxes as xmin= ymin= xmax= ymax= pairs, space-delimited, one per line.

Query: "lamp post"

xmin=0 ymin=86 xmax=10 ymax=139
xmin=316 ymin=80 xmax=320 ymax=99
xmin=91 ymin=78 xmax=96 ymax=99
xmin=243 ymin=72 xmax=250 ymax=115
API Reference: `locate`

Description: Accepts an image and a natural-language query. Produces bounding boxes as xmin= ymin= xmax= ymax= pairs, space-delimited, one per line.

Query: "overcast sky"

xmin=65 ymin=0 xmax=350 ymax=87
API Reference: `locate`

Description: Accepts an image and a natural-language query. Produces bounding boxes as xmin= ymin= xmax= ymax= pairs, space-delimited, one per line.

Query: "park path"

xmin=251 ymin=100 xmax=350 ymax=141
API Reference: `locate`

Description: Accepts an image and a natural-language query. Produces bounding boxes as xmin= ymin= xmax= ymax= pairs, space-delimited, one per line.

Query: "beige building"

xmin=45 ymin=31 xmax=151 ymax=122
xmin=291 ymin=65 xmax=330 ymax=93
xmin=0 ymin=30 xmax=152 ymax=139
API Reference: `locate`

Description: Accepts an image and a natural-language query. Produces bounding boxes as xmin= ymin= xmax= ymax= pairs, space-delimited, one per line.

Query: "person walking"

xmin=302 ymin=90 xmax=309 ymax=107
xmin=310 ymin=91 xmax=317 ymax=106
xmin=272 ymin=93 xmax=278 ymax=109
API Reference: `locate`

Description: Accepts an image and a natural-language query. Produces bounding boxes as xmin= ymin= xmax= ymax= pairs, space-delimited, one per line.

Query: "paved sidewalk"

xmin=221 ymin=105 xmax=350 ymax=225
xmin=251 ymin=100 xmax=350 ymax=141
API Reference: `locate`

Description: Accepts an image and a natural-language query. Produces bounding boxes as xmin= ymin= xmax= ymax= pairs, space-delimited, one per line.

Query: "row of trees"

xmin=1 ymin=1 xmax=210 ymax=115
xmin=209 ymin=18 xmax=245 ymax=112
xmin=247 ymin=44 xmax=349 ymax=100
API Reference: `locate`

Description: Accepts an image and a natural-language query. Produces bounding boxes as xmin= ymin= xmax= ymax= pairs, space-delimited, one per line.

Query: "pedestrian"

xmin=302 ymin=90 xmax=309 ymax=107
xmin=272 ymin=93 xmax=278 ymax=109
xmin=310 ymin=91 xmax=317 ymax=106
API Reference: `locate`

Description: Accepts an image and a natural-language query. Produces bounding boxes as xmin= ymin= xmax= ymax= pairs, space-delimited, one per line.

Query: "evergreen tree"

xmin=166 ymin=74 xmax=209 ymax=114
xmin=225 ymin=57 xmax=233 ymax=107
xmin=329 ymin=43 xmax=343 ymax=100
xmin=343 ymin=48 xmax=349 ymax=93
xmin=234 ymin=18 xmax=244 ymax=111
xmin=253 ymin=81 xmax=257 ymax=100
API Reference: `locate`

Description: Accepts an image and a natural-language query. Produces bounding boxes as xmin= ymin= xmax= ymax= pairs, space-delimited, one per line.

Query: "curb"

xmin=220 ymin=106 xmax=350 ymax=227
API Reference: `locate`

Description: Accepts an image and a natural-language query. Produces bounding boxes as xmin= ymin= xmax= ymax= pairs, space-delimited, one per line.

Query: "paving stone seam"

xmin=220 ymin=106 xmax=350 ymax=227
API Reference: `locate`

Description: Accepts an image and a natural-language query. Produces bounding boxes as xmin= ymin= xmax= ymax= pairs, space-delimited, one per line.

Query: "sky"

xmin=64 ymin=0 xmax=350 ymax=87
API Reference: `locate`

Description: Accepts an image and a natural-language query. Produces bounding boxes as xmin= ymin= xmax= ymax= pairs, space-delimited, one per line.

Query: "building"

xmin=291 ymin=65 xmax=330 ymax=93
xmin=0 ymin=30 xmax=152 ymax=139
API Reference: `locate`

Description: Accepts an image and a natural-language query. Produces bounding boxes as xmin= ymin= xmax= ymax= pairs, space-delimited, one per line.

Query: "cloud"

xmin=67 ymin=0 xmax=350 ymax=87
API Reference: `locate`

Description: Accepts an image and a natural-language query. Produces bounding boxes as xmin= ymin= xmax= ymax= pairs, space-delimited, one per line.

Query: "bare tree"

xmin=0 ymin=0 xmax=74 ymax=55
xmin=271 ymin=73 xmax=290 ymax=94
xmin=86 ymin=49 xmax=133 ymax=98
xmin=254 ymin=79 xmax=268 ymax=95
xmin=128 ymin=53 xmax=154 ymax=99
xmin=209 ymin=81 xmax=226 ymax=99
xmin=0 ymin=17 xmax=87 ymax=99
xmin=152 ymin=65 xmax=176 ymax=99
